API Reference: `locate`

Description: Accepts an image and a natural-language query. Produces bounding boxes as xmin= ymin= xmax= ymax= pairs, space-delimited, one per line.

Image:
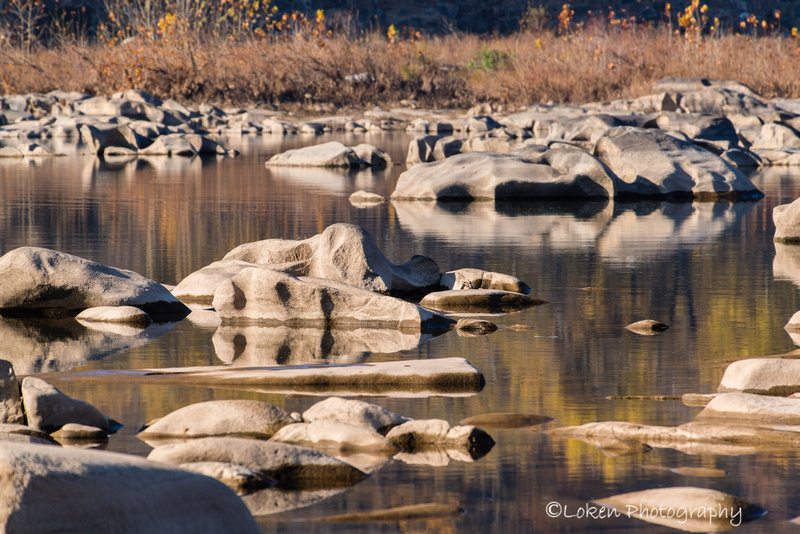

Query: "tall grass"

xmin=2 ymin=2 xmax=800 ymax=108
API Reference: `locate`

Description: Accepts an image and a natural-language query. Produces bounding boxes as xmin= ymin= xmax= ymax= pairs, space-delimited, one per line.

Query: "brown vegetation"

xmin=2 ymin=2 xmax=800 ymax=109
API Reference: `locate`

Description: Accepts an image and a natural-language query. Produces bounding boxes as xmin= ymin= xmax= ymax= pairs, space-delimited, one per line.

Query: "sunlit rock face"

xmin=265 ymin=141 xmax=388 ymax=167
xmin=718 ymin=357 xmax=800 ymax=395
xmin=773 ymin=197 xmax=800 ymax=243
xmin=0 ymin=247 xmax=189 ymax=321
xmin=0 ymin=442 xmax=260 ymax=533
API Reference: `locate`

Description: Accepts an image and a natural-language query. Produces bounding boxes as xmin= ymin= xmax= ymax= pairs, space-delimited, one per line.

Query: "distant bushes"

xmin=1 ymin=2 xmax=800 ymax=107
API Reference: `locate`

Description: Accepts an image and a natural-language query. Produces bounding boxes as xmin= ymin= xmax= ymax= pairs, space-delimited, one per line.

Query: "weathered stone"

xmin=50 ymin=423 xmax=108 ymax=441
xmin=625 ymin=319 xmax=670 ymax=335
xmin=0 ymin=361 xmax=23 ymax=425
xmin=547 ymin=114 xmax=624 ymax=149
xmin=455 ymin=318 xmax=498 ymax=336
xmin=21 ymin=377 xmax=113 ymax=434
xmin=212 ymin=267 xmax=452 ymax=330
xmin=0 ymin=441 xmax=259 ymax=533
xmin=172 ymin=260 xmax=264 ymax=303
xmin=698 ymin=391 xmax=800 ymax=424
xmin=75 ymin=306 xmax=153 ymax=327
xmin=420 ymin=289 xmax=546 ymax=314
xmin=431 ymin=136 xmax=464 ymax=160
xmin=351 ymin=144 xmax=391 ymax=167
xmin=406 ymin=135 xmax=443 ymax=164
xmin=221 ymin=224 xmax=441 ymax=294
xmin=439 ymin=268 xmax=531 ymax=293
xmin=178 ymin=461 xmax=274 ymax=492
xmin=348 ymin=190 xmax=385 ymax=206
xmin=459 ymin=413 xmax=553 ymax=429
xmin=392 ymin=149 xmax=616 ymax=201
xmin=138 ymin=400 xmax=295 ymax=440
xmin=385 ymin=419 xmax=494 ymax=453
xmin=0 ymin=247 xmax=190 ymax=320
xmin=138 ymin=133 xmax=198 ymax=157
xmin=303 ymin=397 xmax=407 ymax=434
xmin=594 ymin=126 xmax=762 ymax=200
xmin=147 ymin=437 xmax=369 ymax=490
xmin=773 ymin=197 xmax=800 ymax=243
xmin=718 ymin=358 xmax=800 ymax=395
xmin=80 ymin=123 xmax=142 ymax=155
xmin=0 ymin=423 xmax=55 ymax=444
xmin=269 ymin=421 xmax=398 ymax=454
xmin=467 ymin=115 xmax=502 ymax=134
xmin=595 ymin=486 xmax=765 ymax=531
xmin=751 ymin=122 xmax=800 ymax=151
xmin=266 ymin=141 xmax=366 ymax=167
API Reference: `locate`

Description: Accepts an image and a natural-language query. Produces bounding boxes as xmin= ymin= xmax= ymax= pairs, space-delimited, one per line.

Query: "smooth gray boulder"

xmin=439 ymin=268 xmax=531 ymax=293
xmin=698 ymin=392 xmax=800 ymax=424
xmin=172 ymin=260 xmax=264 ymax=303
xmin=392 ymin=149 xmax=616 ymax=201
xmin=0 ymin=361 xmax=24 ymax=425
xmin=80 ymin=123 xmax=142 ymax=155
xmin=212 ymin=268 xmax=453 ymax=330
xmin=139 ymin=400 xmax=294 ymax=440
xmin=179 ymin=461 xmax=274 ymax=492
xmin=349 ymin=190 xmax=386 ymax=206
xmin=269 ymin=421 xmax=398 ymax=454
xmin=302 ymin=397 xmax=408 ymax=434
xmin=75 ymin=306 xmax=152 ymax=327
xmin=655 ymin=112 xmax=740 ymax=151
xmin=420 ymin=289 xmax=546 ymax=314
xmin=352 ymin=144 xmax=391 ymax=167
xmin=220 ymin=223 xmax=441 ymax=294
xmin=147 ymin=437 xmax=369 ymax=490
xmin=50 ymin=423 xmax=109 ymax=442
xmin=594 ymin=126 xmax=762 ymax=200
xmin=595 ymin=486 xmax=764 ymax=531
xmin=0 ymin=441 xmax=259 ymax=533
xmin=21 ymin=377 xmax=113 ymax=434
xmin=546 ymin=113 xmax=623 ymax=149
xmin=718 ymin=358 xmax=800 ymax=394
xmin=751 ymin=122 xmax=800 ymax=151
xmin=0 ymin=247 xmax=190 ymax=320
xmin=385 ymin=419 xmax=494 ymax=453
xmin=773 ymin=197 xmax=800 ymax=243
xmin=406 ymin=135 xmax=443 ymax=164
xmin=266 ymin=141 xmax=376 ymax=167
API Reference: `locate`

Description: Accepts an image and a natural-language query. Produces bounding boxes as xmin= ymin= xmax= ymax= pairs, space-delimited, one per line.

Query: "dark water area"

xmin=3 ymin=132 xmax=800 ymax=533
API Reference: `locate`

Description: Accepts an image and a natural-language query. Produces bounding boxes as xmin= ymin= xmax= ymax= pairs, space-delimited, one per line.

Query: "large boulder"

xmin=147 ymin=437 xmax=369 ymax=490
xmin=751 ymin=122 xmax=800 ymax=151
xmin=0 ymin=442 xmax=259 ymax=533
xmin=385 ymin=419 xmax=494 ymax=452
xmin=302 ymin=397 xmax=408 ymax=434
xmin=269 ymin=421 xmax=398 ymax=454
xmin=138 ymin=400 xmax=295 ymax=440
xmin=391 ymin=149 xmax=616 ymax=201
xmin=698 ymin=392 xmax=800 ymax=424
xmin=219 ymin=224 xmax=441 ymax=295
xmin=439 ymin=268 xmax=531 ymax=293
xmin=266 ymin=141 xmax=372 ymax=167
xmin=655 ymin=112 xmax=741 ymax=151
xmin=212 ymin=268 xmax=453 ymax=330
xmin=718 ymin=357 xmax=800 ymax=394
xmin=0 ymin=247 xmax=190 ymax=320
xmin=773 ymin=197 xmax=800 ymax=243
xmin=594 ymin=126 xmax=762 ymax=200
xmin=21 ymin=377 xmax=114 ymax=434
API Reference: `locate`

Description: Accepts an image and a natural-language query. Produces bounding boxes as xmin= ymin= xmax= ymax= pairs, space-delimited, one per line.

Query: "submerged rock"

xmin=0 ymin=247 xmax=189 ymax=321
xmin=420 ymin=289 xmax=546 ymax=314
xmin=455 ymin=318 xmax=498 ymax=336
xmin=75 ymin=306 xmax=153 ymax=327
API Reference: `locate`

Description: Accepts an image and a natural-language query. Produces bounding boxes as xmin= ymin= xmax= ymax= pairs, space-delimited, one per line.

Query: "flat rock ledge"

xmin=41 ymin=357 xmax=486 ymax=397
xmin=698 ymin=392 xmax=800 ymax=424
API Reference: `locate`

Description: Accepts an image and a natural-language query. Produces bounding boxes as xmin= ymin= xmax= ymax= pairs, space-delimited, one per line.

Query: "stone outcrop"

xmin=697 ymin=392 xmax=800 ymax=424
xmin=138 ymin=400 xmax=296 ymax=440
xmin=0 ymin=247 xmax=189 ymax=321
xmin=0 ymin=441 xmax=260 ymax=533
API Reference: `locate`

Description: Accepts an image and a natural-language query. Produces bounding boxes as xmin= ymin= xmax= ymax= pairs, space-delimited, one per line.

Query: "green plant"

xmin=468 ymin=45 xmax=514 ymax=71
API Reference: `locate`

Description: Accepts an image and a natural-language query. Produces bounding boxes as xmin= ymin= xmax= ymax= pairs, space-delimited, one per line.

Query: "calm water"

xmin=2 ymin=131 xmax=800 ymax=533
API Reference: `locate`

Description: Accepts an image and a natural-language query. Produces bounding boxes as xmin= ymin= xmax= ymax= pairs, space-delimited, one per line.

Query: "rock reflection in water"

xmin=212 ymin=325 xmax=435 ymax=366
xmin=0 ymin=317 xmax=176 ymax=374
xmin=393 ymin=199 xmax=755 ymax=261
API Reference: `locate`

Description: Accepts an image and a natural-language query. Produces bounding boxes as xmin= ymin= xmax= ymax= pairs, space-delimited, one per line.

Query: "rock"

xmin=595 ymin=486 xmax=765 ymax=531
xmin=385 ymin=419 xmax=494 ymax=453
xmin=773 ymin=197 xmax=800 ymax=243
xmin=721 ymin=147 xmax=761 ymax=168
xmin=455 ymin=318 xmax=498 ymax=336
xmin=655 ymin=113 xmax=740 ymax=151
xmin=139 ymin=400 xmax=294 ymax=440
xmin=751 ymin=122 xmax=800 ymax=151
xmin=348 ymin=190 xmax=385 ymax=206
xmin=80 ymin=124 xmax=141 ymax=155
xmin=21 ymin=377 xmax=114 ymax=434
xmin=138 ymin=133 xmax=197 ymax=157
xmin=0 ymin=247 xmax=190 ymax=320
xmin=221 ymin=224 xmax=441 ymax=294
xmin=678 ymin=87 xmax=771 ymax=115
xmin=172 ymin=260 xmax=262 ymax=304
xmin=269 ymin=421 xmax=398 ymax=454
xmin=0 ymin=423 xmax=55 ymax=444
xmin=718 ymin=358 xmax=800 ymax=395
xmin=594 ymin=126 xmax=762 ymax=200
xmin=431 ymin=136 xmax=464 ymax=160
xmin=698 ymin=391 xmax=800 ymax=424
xmin=625 ymin=319 xmax=670 ymax=335
xmin=467 ymin=115 xmax=502 ymax=134
xmin=0 ymin=361 xmax=24 ymax=425
xmin=392 ymin=149 xmax=616 ymax=201
xmin=420 ymin=289 xmax=546 ymax=314
xmin=0 ymin=441 xmax=259 ymax=533
xmin=459 ymin=413 xmax=553 ymax=429
xmin=75 ymin=306 xmax=152 ymax=327
xmin=406 ymin=135 xmax=443 ymax=164
xmin=212 ymin=267 xmax=453 ymax=330
xmin=787 ymin=311 xmax=800 ymax=330
xmin=547 ymin=114 xmax=624 ymax=149
xmin=147 ymin=437 xmax=369 ymax=490
xmin=179 ymin=461 xmax=274 ymax=493
xmin=50 ymin=423 xmax=109 ymax=442
xmin=351 ymin=144 xmax=391 ymax=167
xmin=439 ymin=268 xmax=531 ymax=293
xmin=652 ymin=77 xmax=759 ymax=97
xmin=265 ymin=141 xmax=368 ymax=167
xmin=302 ymin=397 xmax=407 ymax=434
